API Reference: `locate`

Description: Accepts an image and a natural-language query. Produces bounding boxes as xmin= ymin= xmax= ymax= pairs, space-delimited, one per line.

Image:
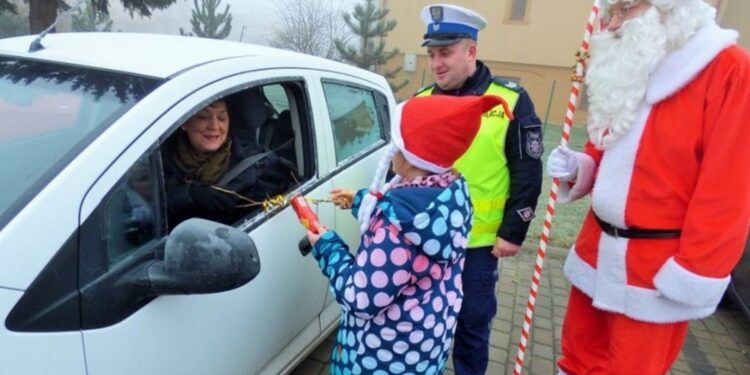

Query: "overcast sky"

xmin=103 ymin=0 xmax=363 ymax=45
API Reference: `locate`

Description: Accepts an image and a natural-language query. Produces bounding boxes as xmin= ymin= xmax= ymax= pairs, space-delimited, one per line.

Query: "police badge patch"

xmin=430 ymin=6 xmax=444 ymax=23
xmin=517 ymin=207 xmax=535 ymax=222
xmin=525 ymin=130 xmax=543 ymax=159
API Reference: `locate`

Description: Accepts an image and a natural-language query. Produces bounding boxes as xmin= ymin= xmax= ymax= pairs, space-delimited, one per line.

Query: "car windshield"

xmin=0 ymin=57 xmax=161 ymax=229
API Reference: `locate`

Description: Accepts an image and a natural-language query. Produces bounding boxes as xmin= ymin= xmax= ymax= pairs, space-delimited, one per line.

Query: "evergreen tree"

xmin=335 ymin=0 xmax=408 ymax=92
xmin=0 ymin=0 xmax=16 ymax=16
xmin=0 ymin=11 xmax=28 ymax=38
xmin=71 ymin=1 xmax=113 ymax=32
xmin=0 ymin=1 xmax=177 ymax=34
xmin=179 ymin=0 xmax=232 ymax=40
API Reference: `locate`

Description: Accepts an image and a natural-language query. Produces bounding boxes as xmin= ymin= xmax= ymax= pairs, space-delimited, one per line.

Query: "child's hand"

xmin=306 ymin=222 xmax=329 ymax=247
xmin=330 ymin=188 xmax=355 ymax=209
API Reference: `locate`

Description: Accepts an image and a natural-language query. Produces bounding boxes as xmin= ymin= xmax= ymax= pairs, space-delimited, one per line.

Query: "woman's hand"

xmin=330 ymin=188 xmax=355 ymax=209
xmin=306 ymin=222 xmax=329 ymax=247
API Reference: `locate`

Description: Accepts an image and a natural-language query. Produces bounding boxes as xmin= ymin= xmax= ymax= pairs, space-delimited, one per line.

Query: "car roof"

xmin=0 ymin=32 xmax=355 ymax=79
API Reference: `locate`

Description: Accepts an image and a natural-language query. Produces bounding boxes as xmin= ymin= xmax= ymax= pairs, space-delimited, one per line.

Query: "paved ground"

xmin=291 ymin=246 xmax=750 ymax=375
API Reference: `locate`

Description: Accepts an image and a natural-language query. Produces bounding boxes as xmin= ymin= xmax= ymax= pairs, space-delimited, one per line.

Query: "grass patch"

xmin=523 ymin=124 xmax=591 ymax=249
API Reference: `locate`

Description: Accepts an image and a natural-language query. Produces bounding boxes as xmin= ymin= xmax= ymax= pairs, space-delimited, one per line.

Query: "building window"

xmin=509 ymin=0 xmax=528 ymax=21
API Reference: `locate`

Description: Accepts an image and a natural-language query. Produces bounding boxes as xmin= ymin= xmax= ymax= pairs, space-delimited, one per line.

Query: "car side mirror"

xmin=148 ymin=218 xmax=261 ymax=294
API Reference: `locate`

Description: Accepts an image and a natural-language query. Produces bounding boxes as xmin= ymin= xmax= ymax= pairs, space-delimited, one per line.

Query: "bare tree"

xmin=267 ymin=0 xmax=352 ymax=61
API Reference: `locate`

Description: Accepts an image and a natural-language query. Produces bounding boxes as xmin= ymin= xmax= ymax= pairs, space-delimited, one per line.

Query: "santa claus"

xmin=547 ymin=0 xmax=750 ymax=373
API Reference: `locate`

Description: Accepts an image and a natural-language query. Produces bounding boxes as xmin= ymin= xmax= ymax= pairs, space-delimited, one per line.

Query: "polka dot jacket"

xmin=312 ymin=177 xmax=473 ymax=375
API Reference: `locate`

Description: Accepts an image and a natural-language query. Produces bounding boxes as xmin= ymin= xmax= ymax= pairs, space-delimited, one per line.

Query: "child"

xmin=306 ymin=95 xmax=510 ymax=374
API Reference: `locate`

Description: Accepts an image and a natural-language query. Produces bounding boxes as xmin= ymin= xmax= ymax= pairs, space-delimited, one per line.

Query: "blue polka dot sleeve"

xmin=350 ymin=188 xmax=368 ymax=219
xmin=312 ymin=212 xmax=415 ymax=319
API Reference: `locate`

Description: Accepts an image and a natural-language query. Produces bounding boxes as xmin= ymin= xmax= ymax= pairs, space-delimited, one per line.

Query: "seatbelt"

xmin=217 ymin=138 xmax=296 ymax=187
xmin=217 ymin=151 xmax=273 ymax=186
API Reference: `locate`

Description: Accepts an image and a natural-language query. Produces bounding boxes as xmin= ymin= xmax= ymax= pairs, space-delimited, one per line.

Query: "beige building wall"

xmin=717 ymin=0 xmax=750 ymax=49
xmin=381 ymin=0 xmax=745 ymax=127
xmin=382 ymin=0 xmax=598 ymax=125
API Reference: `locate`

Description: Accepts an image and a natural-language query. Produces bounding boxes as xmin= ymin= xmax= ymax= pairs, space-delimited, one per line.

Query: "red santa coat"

xmin=560 ymin=23 xmax=750 ymax=323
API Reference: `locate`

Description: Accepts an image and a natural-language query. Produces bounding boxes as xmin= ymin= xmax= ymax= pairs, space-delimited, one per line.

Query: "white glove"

xmin=547 ymin=146 xmax=578 ymax=182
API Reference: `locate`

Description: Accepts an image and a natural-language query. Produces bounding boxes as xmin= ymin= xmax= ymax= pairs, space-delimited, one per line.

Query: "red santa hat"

xmin=356 ymin=94 xmax=512 ymax=233
xmin=391 ymin=95 xmax=512 ymax=173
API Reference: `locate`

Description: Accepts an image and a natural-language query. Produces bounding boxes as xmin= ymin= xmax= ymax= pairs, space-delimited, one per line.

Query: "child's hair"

xmin=357 ymin=143 xmax=402 ymax=233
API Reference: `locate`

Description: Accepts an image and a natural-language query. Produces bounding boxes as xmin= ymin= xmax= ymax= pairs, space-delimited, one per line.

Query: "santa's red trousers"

xmin=557 ymin=287 xmax=689 ymax=375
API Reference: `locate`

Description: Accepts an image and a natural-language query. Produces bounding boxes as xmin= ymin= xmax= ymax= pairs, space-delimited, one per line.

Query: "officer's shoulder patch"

xmin=517 ymin=207 xmax=535 ymax=222
xmin=524 ymin=127 xmax=543 ymax=160
xmin=491 ymin=77 xmax=522 ymax=92
xmin=413 ymin=84 xmax=435 ymax=97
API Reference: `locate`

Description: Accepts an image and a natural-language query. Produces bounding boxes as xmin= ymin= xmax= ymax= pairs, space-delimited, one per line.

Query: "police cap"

xmin=421 ymin=4 xmax=488 ymax=47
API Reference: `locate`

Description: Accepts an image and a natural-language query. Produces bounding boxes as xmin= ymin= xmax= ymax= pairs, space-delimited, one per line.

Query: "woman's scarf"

xmin=174 ymin=133 xmax=233 ymax=185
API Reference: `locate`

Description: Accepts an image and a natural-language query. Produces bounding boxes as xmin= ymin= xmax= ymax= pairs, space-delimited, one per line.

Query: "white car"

xmin=0 ymin=33 xmax=394 ymax=375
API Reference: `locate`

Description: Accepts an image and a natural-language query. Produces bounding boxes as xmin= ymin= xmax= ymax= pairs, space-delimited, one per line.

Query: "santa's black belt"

xmin=594 ymin=215 xmax=681 ymax=239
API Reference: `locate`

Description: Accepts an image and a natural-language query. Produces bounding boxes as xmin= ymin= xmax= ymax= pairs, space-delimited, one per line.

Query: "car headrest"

xmin=227 ymin=88 xmax=267 ymax=145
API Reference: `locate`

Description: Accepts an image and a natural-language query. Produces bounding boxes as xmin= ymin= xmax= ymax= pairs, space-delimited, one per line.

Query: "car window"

xmin=103 ymin=155 xmax=162 ymax=266
xmin=322 ymin=82 xmax=385 ymax=164
xmin=263 ymin=84 xmax=289 ymax=114
xmin=0 ymin=57 xmax=161 ymax=231
xmin=161 ymin=81 xmax=314 ymax=230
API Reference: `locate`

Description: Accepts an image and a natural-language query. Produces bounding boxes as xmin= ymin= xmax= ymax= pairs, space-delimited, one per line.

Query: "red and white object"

xmin=512 ymin=2 xmax=600 ymax=374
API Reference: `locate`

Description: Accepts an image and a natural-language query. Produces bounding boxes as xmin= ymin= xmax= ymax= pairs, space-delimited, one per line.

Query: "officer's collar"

xmin=433 ymin=60 xmax=492 ymax=96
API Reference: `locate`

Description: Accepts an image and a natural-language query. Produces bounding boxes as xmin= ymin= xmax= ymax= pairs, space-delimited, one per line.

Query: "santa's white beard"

xmin=586 ymin=7 xmax=668 ymax=150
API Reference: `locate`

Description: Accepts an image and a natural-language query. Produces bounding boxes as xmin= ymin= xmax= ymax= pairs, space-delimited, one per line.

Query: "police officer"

xmin=415 ymin=4 xmax=543 ymax=374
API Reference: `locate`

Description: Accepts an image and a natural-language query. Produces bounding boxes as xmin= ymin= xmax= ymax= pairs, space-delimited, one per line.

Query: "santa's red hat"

xmin=391 ymin=95 xmax=512 ymax=173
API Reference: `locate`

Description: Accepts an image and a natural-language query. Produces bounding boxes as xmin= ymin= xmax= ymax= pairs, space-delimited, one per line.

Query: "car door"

xmin=308 ymin=73 xmax=393 ymax=327
xmin=78 ymin=71 xmax=333 ymax=375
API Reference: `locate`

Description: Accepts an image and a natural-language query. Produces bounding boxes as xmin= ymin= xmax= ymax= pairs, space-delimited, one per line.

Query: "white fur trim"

xmin=390 ymin=102 xmax=405 ymax=149
xmin=399 ymin=146 xmax=450 ymax=174
xmin=647 ymin=23 xmax=738 ymax=104
xmin=557 ymin=152 xmax=597 ymax=203
xmin=626 ymin=286 xmax=717 ymax=323
xmin=564 ymin=246 xmax=596 ymax=297
xmin=565 ymin=246 xmax=720 ymax=322
xmin=591 ymin=104 xmax=651 ymax=227
xmin=654 ymin=257 xmax=731 ymax=307
xmin=593 ymin=233 xmax=629 ymax=312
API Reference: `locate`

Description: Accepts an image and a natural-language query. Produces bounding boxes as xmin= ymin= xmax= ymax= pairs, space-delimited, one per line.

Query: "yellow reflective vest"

xmin=417 ymin=83 xmax=520 ymax=247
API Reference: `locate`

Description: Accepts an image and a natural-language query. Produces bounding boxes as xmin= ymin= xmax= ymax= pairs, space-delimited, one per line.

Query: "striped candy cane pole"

xmin=512 ymin=3 xmax=600 ymax=375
